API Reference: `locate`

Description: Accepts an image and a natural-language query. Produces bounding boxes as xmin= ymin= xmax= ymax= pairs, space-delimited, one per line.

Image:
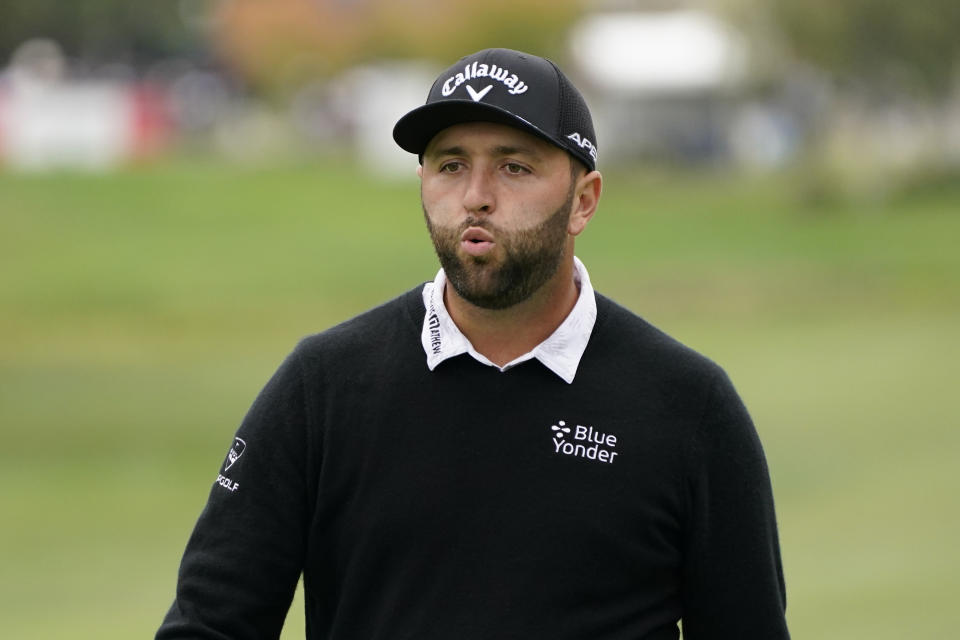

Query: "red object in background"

xmin=128 ymin=83 xmax=173 ymax=160
xmin=0 ymin=80 xmax=176 ymax=170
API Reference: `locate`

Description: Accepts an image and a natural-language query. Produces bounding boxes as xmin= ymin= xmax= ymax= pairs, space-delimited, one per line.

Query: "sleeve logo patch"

xmin=224 ymin=437 xmax=246 ymax=471
xmin=215 ymin=437 xmax=246 ymax=493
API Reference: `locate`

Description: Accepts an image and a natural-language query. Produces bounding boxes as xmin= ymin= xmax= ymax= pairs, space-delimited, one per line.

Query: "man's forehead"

xmin=424 ymin=121 xmax=560 ymax=159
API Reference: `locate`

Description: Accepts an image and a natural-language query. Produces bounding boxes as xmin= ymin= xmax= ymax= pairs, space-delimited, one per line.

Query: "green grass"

xmin=1 ymin=159 xmax=958 ymax=638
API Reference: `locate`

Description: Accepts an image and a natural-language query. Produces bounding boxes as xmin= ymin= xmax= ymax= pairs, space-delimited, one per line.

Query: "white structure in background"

xmin=571 ymin=10 xmax=747 ymax=93
xmin=0 ymin=39 xmax=166 ymax=171
xmin=331 ymin=62 xmax=439 ymax=177
xmin=569 ymin=10 xmax=798 ymax=168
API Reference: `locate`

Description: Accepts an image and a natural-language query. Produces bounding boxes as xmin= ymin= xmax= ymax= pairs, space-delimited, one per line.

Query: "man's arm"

xmin=157 ymin=348 xmax=315 ymax=640
xmin=681 ymin=370 xmax=790 ymax=639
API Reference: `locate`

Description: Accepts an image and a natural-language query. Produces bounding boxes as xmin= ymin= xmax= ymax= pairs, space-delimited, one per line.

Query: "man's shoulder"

xmin=294 ymin=285 xmax=425 ymax=360
xmin=591 ymin=292 xmax=724 ymax=379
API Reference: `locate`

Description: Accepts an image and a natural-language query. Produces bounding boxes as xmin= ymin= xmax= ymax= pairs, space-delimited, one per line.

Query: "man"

xmin=157 ymin=48 xmax=789 ymax=639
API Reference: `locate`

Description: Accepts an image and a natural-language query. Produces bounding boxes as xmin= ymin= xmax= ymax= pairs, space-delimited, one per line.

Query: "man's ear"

xmin=416 ymin=165 xmax=423 ymax=179
xmin=568 ymin=170 xmax=602 ymax=237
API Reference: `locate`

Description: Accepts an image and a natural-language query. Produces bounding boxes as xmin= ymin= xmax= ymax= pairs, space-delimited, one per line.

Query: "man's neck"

xmin=443 ymin=257 xmax=580 ymax=367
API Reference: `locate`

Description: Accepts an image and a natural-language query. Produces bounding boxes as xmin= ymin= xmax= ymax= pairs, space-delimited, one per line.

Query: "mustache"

xmin=459 ymin=217 xmax=496 ymax=232
xmin=422 ymin=208 xmax=500 ymax=237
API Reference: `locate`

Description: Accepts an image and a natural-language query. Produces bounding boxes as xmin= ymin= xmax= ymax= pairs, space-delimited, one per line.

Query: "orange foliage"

xmin=212 ymin=0 xmax=583 ymax=96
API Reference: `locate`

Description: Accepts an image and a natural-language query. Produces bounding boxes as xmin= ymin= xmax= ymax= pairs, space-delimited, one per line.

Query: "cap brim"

xmin=392 ymin=100 xmax=561 ymax=158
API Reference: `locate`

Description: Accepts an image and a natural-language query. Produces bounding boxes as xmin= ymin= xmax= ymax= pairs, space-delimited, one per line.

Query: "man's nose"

xmin=462 ymin=169 xmax=495 ymax=215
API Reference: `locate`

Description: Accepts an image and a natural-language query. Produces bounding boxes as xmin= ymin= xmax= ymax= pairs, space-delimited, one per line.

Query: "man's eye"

xmin=504 ymin=163 xmax=528 ymax=175
xmin=440 ymin=162 xmax=462 ymax=173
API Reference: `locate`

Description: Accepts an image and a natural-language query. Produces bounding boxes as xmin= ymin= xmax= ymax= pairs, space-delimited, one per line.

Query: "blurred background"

xmin=1 ymin=0 xmax=958 ymax=638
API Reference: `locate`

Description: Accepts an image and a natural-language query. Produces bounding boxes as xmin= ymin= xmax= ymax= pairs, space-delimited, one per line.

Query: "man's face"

xmin=419 ymin=122 xmax=578 ymax=310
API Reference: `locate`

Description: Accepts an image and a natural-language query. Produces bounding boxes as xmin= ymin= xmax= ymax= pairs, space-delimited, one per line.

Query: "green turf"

xmin=1 ymin=159 xmax=957 ymax=638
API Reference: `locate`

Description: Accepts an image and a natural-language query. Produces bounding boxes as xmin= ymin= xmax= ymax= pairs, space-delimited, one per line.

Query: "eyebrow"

xmin=493 ymin=144 xmax=543 ymax=160
xmin=425 ymin=144 xmax=544 ymax=161
xmin=427 ymin=145 xmax=466 ymax=159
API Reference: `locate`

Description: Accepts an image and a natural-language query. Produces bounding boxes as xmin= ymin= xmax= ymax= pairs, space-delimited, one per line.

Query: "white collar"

xmin=420 ymin=257 xmax=597 ymax=384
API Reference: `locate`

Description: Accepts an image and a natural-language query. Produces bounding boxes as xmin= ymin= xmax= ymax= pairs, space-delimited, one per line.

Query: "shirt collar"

xmin=420 ymin=257 xmax=597 ymax=384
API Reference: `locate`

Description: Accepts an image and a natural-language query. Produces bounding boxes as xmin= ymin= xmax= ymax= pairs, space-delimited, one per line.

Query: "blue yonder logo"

xmin=550 ymin=420 xmax=619 ymax=464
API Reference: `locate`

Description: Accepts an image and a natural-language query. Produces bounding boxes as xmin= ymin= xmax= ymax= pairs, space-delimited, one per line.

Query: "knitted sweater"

xmin=157 ymin=287 xmax=789 ymax=640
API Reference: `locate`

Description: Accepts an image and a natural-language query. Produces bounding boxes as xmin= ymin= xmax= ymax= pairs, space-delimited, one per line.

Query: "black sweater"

xmin=157 ymin=287 xmax=789 ymax=640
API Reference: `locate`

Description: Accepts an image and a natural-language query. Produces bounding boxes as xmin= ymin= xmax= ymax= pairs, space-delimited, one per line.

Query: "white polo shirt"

xmin=420 ymin=257 xmax=597 ymax=384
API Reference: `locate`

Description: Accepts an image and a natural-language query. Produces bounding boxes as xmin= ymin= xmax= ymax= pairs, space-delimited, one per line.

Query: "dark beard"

xmin=423 ymin=185 xmax=575 ymax=310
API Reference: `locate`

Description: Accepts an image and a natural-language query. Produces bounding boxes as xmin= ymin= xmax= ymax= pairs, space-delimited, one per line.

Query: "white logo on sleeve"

xmin=550 ymin=420 xmax=618 ymax=464
xmin=215 ymin=437 xmax=246 ymax=493
xmin=224 ymin=437 xmax=246 ymax=470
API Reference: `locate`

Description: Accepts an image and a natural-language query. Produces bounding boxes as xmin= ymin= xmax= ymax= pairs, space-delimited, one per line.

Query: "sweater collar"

xmin=420 ymin=257 xmax=597 ymax=384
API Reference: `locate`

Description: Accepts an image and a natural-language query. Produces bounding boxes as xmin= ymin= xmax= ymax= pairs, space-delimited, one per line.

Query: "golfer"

xmin=157 ymin=47 xmax=789 ymax=640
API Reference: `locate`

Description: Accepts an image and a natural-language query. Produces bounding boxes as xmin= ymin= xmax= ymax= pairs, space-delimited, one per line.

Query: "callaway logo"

xmin=466 ymin=84 xmax=493 ymax=102
xmin=442 ymin=60 xmax=529 ymax=97
xmin=551 ymin=420 xmax=619 ymax=464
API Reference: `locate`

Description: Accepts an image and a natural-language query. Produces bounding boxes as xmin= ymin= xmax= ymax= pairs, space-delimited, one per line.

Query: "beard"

xmin=423 ymin=183 xmax=575 ymax=310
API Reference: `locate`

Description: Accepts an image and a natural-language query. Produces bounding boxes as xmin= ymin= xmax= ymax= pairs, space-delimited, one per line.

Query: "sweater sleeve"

xmin=156 ymin=347 xmax=316 ymax=640
xmin=680 ymin=369 xmax=790 ymax=639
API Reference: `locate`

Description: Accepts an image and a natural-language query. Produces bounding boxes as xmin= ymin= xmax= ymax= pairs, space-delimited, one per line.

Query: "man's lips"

xmin=460 ymin=227 xmax=495 ymax=256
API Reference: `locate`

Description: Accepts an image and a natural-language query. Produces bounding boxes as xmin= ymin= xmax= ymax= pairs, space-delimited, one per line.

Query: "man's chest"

xmin=310 ymin=365 xmax=693 ymax=569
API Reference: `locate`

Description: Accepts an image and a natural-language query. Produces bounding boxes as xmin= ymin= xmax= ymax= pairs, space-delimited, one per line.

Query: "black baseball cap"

xmin=393 ymin=48 xmax=598 ymax=171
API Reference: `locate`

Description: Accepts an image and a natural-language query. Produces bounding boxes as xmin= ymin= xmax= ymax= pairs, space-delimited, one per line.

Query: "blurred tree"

xmin=770 ymin=0 xmax=960 ymax=97
xmin=212 ymin=0 xmax=584 ymax=97
xmin=0 ymin=1 xmax=206 ymax=69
